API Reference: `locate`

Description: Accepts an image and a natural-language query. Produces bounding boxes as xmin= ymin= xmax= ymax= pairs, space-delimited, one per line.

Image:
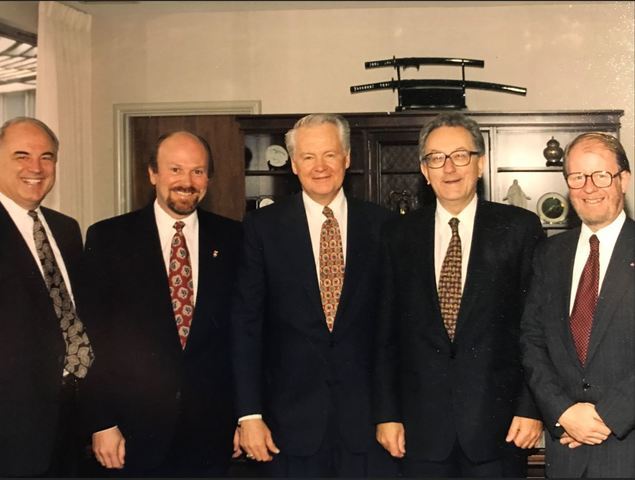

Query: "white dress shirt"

xmin=153 ymin=200 xmax=200 ymax=303
xmin=433 ymin=195 xmax=478 ymax=290
xmin=569 ymin=210 xmax=626 ymax=313
xmin=0 ymin=191 xmax=76 ymax=303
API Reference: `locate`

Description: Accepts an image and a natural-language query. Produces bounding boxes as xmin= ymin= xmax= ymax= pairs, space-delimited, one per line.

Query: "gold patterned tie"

xmin=169 ymin=221 xmax=195 ymax=349
xmin=319 ymin=206 xmax=345 ymax=333
xmin=28 ymin=210 xmax=94 ymax=378
xmin=438 ymin=217 xmax=462 ymax=341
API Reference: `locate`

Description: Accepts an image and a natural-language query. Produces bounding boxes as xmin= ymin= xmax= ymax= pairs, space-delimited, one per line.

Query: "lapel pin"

xmin=212 ymin=250 xmax=219 ymax=258
xmin=630 ymin=261 xmax=634 ymax=268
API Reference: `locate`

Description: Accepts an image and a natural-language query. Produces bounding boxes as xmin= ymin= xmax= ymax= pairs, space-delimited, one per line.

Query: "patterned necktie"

xmin=319 ymin=206 xmax=345 ymax=333
xmin=28 ymin=210 xmax=94 ymax=378
xmin=570 ymin=234 xmax=600 ymax=365
xmin=438 ymin=217 xmax=462 ymax=341
xmin=169 ymin=221 xmax=195 ymax=349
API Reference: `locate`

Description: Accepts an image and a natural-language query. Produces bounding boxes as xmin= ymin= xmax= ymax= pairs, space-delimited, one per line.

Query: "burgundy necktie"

xmin=570 ymin=234 xmax=600 ymax=365
xmin=438 ymin=217 xmax=462 ymax=341
xmin=169 ymin=221 xmax=195 ymax=349
xmin=319 ymin=206 xmax=345 ymax=332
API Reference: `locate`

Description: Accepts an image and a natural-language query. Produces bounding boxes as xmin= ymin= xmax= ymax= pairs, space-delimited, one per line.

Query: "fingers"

xmin=92 ymin=427 xmax=125 ymax=469
xmin=239 ymin=419 xmax=279 ymax=462
xmin=376 ymin=422 xmax=406 ymax=458
xmin=232 ymin=428 xmax=243 ymax=458
xmin=506 ymin=417 xmax=543 ymax=449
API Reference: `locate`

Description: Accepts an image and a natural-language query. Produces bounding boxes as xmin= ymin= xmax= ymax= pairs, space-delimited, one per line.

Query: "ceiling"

xmin=0 ymin=23 xmax=36 ymax=93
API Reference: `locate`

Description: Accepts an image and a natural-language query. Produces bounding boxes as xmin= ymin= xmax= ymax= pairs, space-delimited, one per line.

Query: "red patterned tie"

xmin=570 ymin=234 xmax=600 ymax=365
xmin=438 ymin=217 xmax=462 ymax=341
xmin=319 ymin=206 xmax=345 ymax=332
xmin=169 ymin=221 xmax=195 ymax=349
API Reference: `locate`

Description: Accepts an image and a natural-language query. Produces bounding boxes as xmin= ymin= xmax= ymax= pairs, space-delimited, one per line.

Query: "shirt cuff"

xmin=238 ymin=414 xmax=263 ymax=424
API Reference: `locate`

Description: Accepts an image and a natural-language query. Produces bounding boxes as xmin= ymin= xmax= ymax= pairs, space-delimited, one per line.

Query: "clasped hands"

xmin=557 ymin=402 xmax=611 ymax=449
xmin=376 ymin=416 xmax=543 ymax=459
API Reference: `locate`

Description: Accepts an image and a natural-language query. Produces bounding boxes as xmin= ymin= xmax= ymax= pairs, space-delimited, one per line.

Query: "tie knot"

xmin=173 ymin=221 xmax=185 ymax=233
xmin=28 ymin=210 xmax=38 ymax=220
xmin=323 ymin=206 xmax=335 ymax=220
xmin=589 ymin=234 xmax=599 ymax=251
xmin=589 ymin=235 xmax=600 ymax=253
xmin=449 ymin=217 xmax=459 ymax=233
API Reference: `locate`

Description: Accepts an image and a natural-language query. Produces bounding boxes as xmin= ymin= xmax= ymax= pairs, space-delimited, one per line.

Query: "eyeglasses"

xmin=422 ymin=149 xmax=479 ymax=169
xmin=565 ymin=170 xmax=623 ymax=189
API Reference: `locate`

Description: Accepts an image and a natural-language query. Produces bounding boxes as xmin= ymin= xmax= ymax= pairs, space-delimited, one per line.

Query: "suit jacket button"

xmin=175 ymin=390 xmax=181 ymax=400
xmin=582 ymin=383 xmax=591 ymax=391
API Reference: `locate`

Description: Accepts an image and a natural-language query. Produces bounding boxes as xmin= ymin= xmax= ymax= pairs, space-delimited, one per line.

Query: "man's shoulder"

xmin=479 ymin=199 xmax=541 ymax=225
xmin=86 ymin=207 xmax=149 ymax=235
xmin=347 ymin=196 xmax=393 ymax=223
xmin=40 ymin=206 xmax=80 ymax=228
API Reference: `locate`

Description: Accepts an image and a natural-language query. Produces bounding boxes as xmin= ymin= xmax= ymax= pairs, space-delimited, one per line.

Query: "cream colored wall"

xmin=89 ymin=1 xmax=633 ymax=223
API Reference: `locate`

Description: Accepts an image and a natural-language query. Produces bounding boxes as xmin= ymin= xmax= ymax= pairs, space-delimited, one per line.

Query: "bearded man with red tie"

xmin=81 ymin=131 xmax=242 ymax=475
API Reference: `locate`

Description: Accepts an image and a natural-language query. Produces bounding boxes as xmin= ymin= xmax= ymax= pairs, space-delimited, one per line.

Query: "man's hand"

xmin=559 ymin=432 xmax=583 ymax=449
xmin=232 ymin=426 xmax=242 ymax=458
xmin=558 ymin=403 xmax=611 ymax=445
xmin=505 ymin=416 xmax=543 ymax=448
xmin=238 ymin=418 xmax=280 ymax=462
xmin=376 ymin=422 xmax=406 ymax=458
xmin=92 ymin=426 xmax=126 ymax=469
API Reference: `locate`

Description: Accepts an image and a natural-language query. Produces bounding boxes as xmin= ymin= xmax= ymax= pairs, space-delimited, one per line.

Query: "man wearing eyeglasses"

xmin=373 ymin=112 xmax=545 ymax=477
xmin=521 ymin=132 xmax=634 ymax=478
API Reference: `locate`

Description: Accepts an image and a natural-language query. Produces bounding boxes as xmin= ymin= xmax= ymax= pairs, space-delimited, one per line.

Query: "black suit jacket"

xmin=80 ymin=204 xmax=241 ymax=471
xmin=232 ymin=193 xmax=392 ymax=456
xmin=373 ymin=199 xmax=544 ymax=463
xmin=0 ymin=203 xmax=83 ymax=476
xmin=521 ymin=218 xmax=635 ymax=477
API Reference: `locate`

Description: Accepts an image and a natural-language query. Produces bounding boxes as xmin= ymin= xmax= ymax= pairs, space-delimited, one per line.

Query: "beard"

xmin=166 ymin=187 xmax=202 ymax=216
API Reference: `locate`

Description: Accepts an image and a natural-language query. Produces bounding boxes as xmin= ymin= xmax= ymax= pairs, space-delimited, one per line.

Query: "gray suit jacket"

xmin=521 ymin=217 xmax=635 ymax=478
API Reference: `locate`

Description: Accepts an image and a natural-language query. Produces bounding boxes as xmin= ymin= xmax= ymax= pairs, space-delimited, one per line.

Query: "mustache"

xmin=170 ymin=187 xmax=199 ymax=195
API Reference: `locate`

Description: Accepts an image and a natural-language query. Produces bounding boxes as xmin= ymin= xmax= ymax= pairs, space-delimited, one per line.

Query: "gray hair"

xmin=563 ymin=132 xmax=630 ymax=175
xmin=0 ymin=116 xmax=60 ymax=152
xmin=418 ymin=112 xmax=485 ymax=162
xmin=285 ymin=113 xmax=350 ymax=158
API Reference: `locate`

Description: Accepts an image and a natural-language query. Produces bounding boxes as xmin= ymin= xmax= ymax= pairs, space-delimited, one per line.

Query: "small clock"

xmin=265 ymin=145 xmax=289 ymax=170
xmin=537 ymin=192 xmax=569 ymax=224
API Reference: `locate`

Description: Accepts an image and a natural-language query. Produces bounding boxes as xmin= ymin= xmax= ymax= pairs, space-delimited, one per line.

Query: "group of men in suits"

xmin=0 ymin=112 xmax=632 ymax=478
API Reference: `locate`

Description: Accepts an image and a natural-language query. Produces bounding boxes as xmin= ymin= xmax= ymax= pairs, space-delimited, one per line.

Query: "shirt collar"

xmin=435 ymin=194 xmax=478 ymax=226
xmin=0 ymin=190 xmax=42 ymax=219
xmin=579 ymin=210 xmax=626 ymax=245
xmin=153 ymin=199 xmax=198 ymax=232
xmin=302 ymin=188 xmax=346 ymax=219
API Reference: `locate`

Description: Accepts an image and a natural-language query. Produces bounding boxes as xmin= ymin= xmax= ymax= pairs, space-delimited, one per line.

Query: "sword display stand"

xmin=350 ymin=56 xmax=527 ymax=111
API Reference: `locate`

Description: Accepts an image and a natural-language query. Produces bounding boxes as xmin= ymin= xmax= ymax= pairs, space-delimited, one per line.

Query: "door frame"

xmin=114 ymin=100 xmax=261 ymax=214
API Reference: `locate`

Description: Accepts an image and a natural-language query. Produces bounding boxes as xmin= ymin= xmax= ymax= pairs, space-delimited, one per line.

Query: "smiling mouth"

xmin=22 ymin=178 xmax=44 ymax=185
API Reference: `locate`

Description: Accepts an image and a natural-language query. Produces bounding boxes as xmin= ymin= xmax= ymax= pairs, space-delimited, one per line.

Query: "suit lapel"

xmin=455 ymin=201 xmax=496 ymax=339
xmin=0 ymin=203 xmax=52 ymax=315
xmin=136 ymin=206 xmax=182 ymax=350
xmin=284 ymin=195 xmax=325 ymax=324
xmin=585 ymin=219 xmax=635 ymax=366
xmin=553 ymin=230 xmax=584 ymax=370
xmin=333 ymin=199 xmax=368 ymax=334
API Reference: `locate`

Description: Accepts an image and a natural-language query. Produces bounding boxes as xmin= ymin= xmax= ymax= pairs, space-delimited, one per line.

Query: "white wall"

xmin=50 ymin=2 xmax=635 ymax=223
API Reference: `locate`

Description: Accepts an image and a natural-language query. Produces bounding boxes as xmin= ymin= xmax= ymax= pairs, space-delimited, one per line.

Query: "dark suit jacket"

xmin=0 ymin=203 xmax=83 ymax=476
xmin=521 ymin=217 xmax=635 ymax=478
xmin=80 ymin=204 xmax=241 ymax=472
xmin=373 ymin=199 xmax=544 ymax=463
xmin=232 ymin=193 xmax=392 ymax=456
